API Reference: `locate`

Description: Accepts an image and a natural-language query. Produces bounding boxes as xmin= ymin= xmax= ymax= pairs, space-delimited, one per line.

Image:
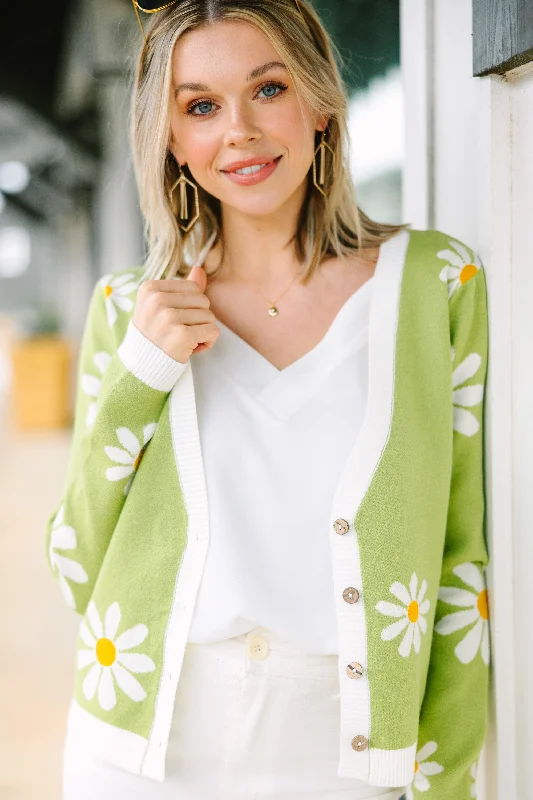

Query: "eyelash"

xmin=185 ymin=81 xmax=289 ymax=117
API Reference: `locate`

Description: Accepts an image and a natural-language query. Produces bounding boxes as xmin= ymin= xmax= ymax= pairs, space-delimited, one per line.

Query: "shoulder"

xmin=86 ymin=266 xmax=146 ymax=349
xmin=404 ymin=228 xmax=485 ymax=303
xmin=98 ymin=265 xmax=146 ymax=301
xmin=406 ymin=227 xmax=479 ymax=262
xmin=410 ymin=230 xmax=488 ymax=360
xmin=407 ymin=228 xmax=482 ymax=280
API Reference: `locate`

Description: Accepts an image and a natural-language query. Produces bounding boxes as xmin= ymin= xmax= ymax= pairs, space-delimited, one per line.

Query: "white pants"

xmin=63 ymin=625 xmax=408 ymax=799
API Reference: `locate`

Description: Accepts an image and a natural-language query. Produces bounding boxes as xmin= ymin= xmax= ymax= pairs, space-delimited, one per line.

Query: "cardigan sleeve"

xmin=410 ymin=253 xmax=490 ymax=799
xmin=44 ymin=272 xmax=188 ymax=616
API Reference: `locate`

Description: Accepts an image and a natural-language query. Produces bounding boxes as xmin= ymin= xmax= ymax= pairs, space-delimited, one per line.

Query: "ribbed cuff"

xmin=117 ymin=320 xmax=188 ymax=392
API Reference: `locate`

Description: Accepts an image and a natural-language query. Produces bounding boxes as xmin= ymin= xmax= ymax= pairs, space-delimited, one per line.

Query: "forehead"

xmin=171 ymin=19 xmax=283 ymax=83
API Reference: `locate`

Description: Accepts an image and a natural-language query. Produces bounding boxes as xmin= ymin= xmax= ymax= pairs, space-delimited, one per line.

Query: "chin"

xmin=222 ymin=189 xmax=301 ymax=218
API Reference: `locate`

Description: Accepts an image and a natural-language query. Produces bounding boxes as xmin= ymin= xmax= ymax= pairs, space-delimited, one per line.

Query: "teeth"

xmin=234 ymin=163 xmax=268 ymax=175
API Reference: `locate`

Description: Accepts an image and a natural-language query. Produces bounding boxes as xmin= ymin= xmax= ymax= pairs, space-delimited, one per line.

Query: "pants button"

xmin=247 ymin=636 xmax=269 ymax=660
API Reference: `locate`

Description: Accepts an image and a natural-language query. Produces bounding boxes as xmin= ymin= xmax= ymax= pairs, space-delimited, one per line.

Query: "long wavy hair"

xmin=130 ymin=0 xmax=410 ymax=283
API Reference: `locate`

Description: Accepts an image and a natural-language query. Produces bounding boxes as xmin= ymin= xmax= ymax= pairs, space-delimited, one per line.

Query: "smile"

xmin=222 ymin=155 xmax=282 ymax=186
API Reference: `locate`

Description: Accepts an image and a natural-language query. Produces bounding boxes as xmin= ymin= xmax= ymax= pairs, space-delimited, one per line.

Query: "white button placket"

xmin=327 ymin=229 xmax=409 ymax=781
xmin=330 ymin=513 xmax=370 ymax=779
xmin=141 ymin=364 xmax=211 ymax=781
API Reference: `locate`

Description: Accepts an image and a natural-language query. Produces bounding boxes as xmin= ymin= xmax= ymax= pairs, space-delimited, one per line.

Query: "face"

xmin=168 ymin=19 xmax=327 ymax=219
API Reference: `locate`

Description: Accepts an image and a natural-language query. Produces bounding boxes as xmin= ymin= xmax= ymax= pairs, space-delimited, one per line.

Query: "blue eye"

xmin=260 ymin=84 xmax=279 ymax=98
xmin=191 ymin=101 xmax=214 ymax=116
xmin=185 ymin=81 xmax=288 ymax=117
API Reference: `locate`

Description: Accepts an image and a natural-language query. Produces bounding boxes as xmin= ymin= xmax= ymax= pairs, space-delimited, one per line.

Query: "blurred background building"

xmin=2 ymin=0 xmax=532 ymax=798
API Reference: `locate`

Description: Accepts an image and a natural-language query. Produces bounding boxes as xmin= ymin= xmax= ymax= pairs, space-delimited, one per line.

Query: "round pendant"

xmin=268 ymin=305 xmax=278 ymax=316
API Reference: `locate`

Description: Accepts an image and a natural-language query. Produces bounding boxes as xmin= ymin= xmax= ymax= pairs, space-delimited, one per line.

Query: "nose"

xmin=222 ymin=104 xmax=262 ymax=147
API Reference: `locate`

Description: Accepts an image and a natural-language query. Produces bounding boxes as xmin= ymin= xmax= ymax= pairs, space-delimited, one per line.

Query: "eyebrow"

xmin=174 ymin=61 xmax=288 ymax=97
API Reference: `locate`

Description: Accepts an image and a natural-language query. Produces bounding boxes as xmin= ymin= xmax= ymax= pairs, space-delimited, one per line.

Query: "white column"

xmin=506 ymin=63 xmax=533 ymax=798
xmin=474 ymin=75 xmax=516 ymax=800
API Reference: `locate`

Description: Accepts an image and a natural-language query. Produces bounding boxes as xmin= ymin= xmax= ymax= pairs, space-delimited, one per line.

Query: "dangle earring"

xmin=169 ymin=162 xmax=200 ymax=233
xmin=312 ymin=128 xmax=335 ymax=197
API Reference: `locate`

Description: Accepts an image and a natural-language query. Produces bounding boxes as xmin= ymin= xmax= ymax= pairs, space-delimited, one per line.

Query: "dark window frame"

xmin=473 ymin=0 xmax=533 ymax=76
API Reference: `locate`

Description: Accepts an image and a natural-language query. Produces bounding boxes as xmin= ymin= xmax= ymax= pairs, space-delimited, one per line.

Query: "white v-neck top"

xmin=187 ymin=276 xmax=374 ymax=654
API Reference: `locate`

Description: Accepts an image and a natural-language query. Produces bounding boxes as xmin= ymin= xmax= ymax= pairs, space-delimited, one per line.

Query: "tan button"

xmin=343 ymin=587 xmax=360 ymax=604
xmin=333 ymin=518 xmax=350 ymax=535
xmin=351 ymin=735 xmax=368 ymax=752
xmin=346 ymin=662 xmax=364 ymax=679
xmin=248 ymin=636 xmax=269 ymax=660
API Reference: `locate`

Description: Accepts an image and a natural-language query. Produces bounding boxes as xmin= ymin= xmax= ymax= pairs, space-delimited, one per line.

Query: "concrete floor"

xmin=0 ymin=394 xmax=78 ymax=798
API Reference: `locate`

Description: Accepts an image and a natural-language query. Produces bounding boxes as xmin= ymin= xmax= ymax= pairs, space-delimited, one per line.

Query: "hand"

xmin=132 ymin=266 xmax=219 ymax=364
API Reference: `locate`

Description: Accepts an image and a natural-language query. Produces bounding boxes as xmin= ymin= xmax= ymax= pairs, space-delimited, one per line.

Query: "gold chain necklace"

xmin=221 ymin=262 xmax=304 ymax=317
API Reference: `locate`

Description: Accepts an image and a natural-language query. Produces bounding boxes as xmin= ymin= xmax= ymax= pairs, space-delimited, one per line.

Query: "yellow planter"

xmin=10 ymin=336 xmax=72 ymax=430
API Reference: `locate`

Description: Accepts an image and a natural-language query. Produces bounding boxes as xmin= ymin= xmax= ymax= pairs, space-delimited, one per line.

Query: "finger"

xmin=188 ymin=322 xmax=219 ymax=347
xmin=145 ymin=278 xmax=203 ymax=293
xmin=187 ymin=265 xmax=207 ymax=293
xmin=159 ymin=292 xmax=211 ymax=309
xmin=166 ymin=308 xmax=214 ymax=324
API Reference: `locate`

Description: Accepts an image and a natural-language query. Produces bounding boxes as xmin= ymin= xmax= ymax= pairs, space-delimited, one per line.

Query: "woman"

xmin=47 ymin=1 xmax=490 ymax=798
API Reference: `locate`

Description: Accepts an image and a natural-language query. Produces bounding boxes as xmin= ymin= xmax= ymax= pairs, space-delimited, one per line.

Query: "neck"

xmin=207 ymin=185 xmax=306 ymax=289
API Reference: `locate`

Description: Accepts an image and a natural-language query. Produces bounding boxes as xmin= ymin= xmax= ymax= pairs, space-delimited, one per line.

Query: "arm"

xmin=45 ymin=272 xmax=187 ymax=615
xmin=410 ymin=251 xmax=490 ymax=799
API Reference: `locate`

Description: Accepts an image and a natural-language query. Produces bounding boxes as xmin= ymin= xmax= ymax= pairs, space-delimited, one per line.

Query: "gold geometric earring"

xmin=312 ymin=128 xmax=335 ymax=196
xmin=169 ymin=162 xmax=200 ymax=232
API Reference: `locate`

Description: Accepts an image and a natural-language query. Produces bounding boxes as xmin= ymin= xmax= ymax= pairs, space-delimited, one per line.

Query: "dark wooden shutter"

xmin=473 ymin=0 xmax=533 ymax=76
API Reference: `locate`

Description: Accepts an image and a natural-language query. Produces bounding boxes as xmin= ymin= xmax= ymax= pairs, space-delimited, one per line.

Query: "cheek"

xmin=271 ymin=109 xmax=315 ymax=160
xmin=170 ymin=119 xmax=218 ymax=166
xmin=271 ymin=106 xmax=306 ymax=140
xmin=185 ymin=137 xmax=221 ymax=171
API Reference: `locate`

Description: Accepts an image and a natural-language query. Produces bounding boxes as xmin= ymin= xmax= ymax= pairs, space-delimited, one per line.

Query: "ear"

xmin=168 ymin=134 xmax=185 ymax=166
xmin=168 ymin=148 xmax=185 ymax=170
xmin=316 ymin=113 xmax=331 ymax=133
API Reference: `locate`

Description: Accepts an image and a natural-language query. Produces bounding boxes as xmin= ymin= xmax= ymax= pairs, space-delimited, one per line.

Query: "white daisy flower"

xmin=77 ymin=600 xmax=156 ymax=711
xmin=104 ymin=423 xmax=157 ymax=495
xmin=437 ymin=239 xmax=481 ymax=298
xmin=376 ymin=573 xmax=430 ymax=658
xmin=48 ymin=506 xmax=88 ymax=610
xmin=451 ymin=349 xmax=484 ymax=436
xmin=100 ymin=273 xmax=138 ymax=328
xmin=81 ymin=351 xmax=111 ymax=427
xmin=405 ymin=741 xmax=444 ymax=797
xmin=434 ymin=562 xmax=490 ymax=665
xmin=470 ymin=760 xmax=478 ymax=797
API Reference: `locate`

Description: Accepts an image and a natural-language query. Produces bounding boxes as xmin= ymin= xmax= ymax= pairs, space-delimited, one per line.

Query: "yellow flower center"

xmin=96 ymin=637 xmax=116 ymax=667
xmin=408 ymin=600 xmax=419 ymax=623
xmin=414 ymin=760 xmax=419 ymax=773
xmin=133 ymin=445 xmax=147 ymax=472
xmin=477 ymin=589 xmax=489 ymax=620
xmin=459 ymin=264 xmax=478 ymax=284
xmin=104 ymin=285 xmax=113 ymax=298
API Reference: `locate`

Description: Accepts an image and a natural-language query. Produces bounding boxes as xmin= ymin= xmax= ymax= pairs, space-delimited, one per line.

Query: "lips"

xmin=221 ymin=155 xmax=281 ymax=173
xmin=220 ymin=155 xmax=282 ymax=186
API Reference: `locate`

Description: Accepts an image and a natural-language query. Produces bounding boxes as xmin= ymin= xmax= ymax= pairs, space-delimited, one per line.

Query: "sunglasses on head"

xmin=131 ymin=0 xmax=305 ymax=42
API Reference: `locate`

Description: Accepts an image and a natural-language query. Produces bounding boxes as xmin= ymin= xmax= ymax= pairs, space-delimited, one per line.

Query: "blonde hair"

xmin=130 ymin=0 xmax=410 ymax=283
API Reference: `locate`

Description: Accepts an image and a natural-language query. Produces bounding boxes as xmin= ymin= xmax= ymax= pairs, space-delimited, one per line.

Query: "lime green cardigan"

xmin=46 ymin=228 xmax=490 ymax=798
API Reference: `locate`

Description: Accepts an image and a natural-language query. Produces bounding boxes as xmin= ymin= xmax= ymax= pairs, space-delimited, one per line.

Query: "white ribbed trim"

xmin=141 ymin=361 xmax=210 ymax=782
xmin=65 ymin=698 xmax=148 ymax=775
xmin=331 ymin=229 xmax=411 ymax=782
xmin=369 ymin=743 xmax=417 ymax=786
xmin=64 ymin=698 xmax=414 ymax=788
xmin=117 ymin=320 xmax=188 ymax=392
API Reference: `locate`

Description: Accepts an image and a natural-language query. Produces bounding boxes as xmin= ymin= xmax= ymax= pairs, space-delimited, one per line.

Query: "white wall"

xmin=401 ymin=2 xmax=533 ymax=798
xmin=505 ymin=63 xmax=533 ymax=798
